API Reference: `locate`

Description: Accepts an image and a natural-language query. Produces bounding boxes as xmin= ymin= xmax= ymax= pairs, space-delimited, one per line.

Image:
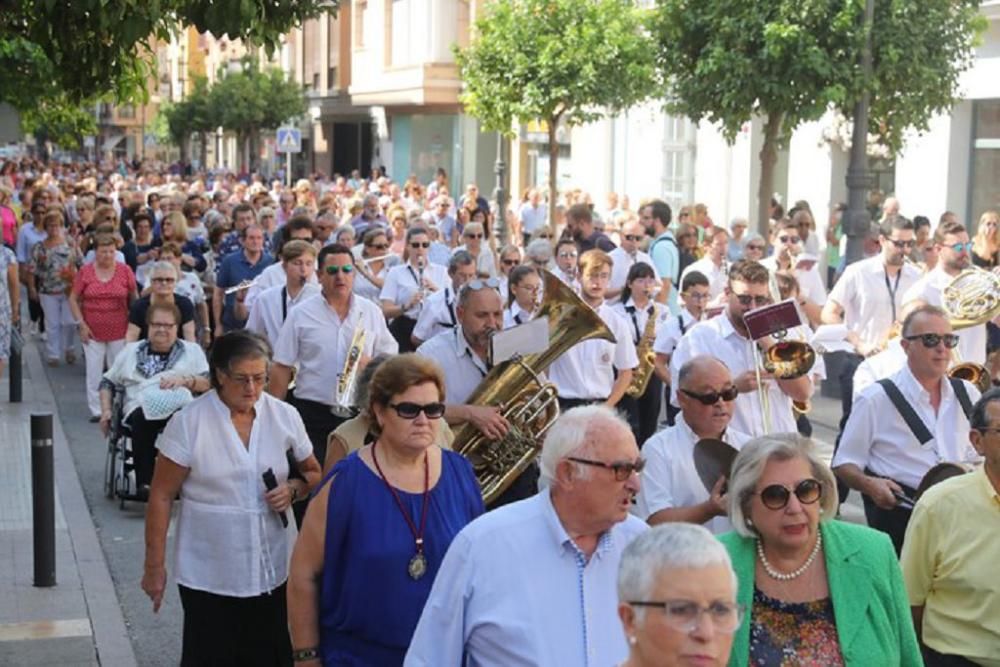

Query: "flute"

xmin=224 ymin=278 xmax=258 ymax=295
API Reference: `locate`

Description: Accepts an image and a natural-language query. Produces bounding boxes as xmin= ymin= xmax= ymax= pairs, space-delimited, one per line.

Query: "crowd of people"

xmin=1 ymin=155 xmax=999 ymax=666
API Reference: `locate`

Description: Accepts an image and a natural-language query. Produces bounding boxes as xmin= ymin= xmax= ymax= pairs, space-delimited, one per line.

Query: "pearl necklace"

xmin=756 ymin=531 xmax=822 ymax=581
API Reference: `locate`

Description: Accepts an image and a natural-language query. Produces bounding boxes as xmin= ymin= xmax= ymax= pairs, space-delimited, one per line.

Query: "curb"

xmin=24 ymin=342 xmax=138 ymax=667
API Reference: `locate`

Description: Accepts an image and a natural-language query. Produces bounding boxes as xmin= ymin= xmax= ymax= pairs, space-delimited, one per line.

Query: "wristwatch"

xmin=291 ymin=647 xmax=318 ymax=662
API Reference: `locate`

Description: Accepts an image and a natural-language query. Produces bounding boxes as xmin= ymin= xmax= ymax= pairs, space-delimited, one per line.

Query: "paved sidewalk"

xmin=0 ymin=340 xmax=136 ymax=666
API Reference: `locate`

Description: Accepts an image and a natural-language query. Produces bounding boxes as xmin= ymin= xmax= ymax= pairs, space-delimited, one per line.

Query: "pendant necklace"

xmin=371 ymin=441 xmax=430 ymax=580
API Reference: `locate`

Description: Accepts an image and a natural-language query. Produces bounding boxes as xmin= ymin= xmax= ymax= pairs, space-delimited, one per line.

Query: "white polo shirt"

xmin=272 ymin=293 xmax=398 ymax=406
xmin=828 ymin=256 xmax=922 ymax=349
xmin=380 ymin=261 xmax=450 ymax=319
xmin=901 ymin=267 xmax=988 ymax=365
xmin=412 ymin=285 xmax=458 ymax=343
xmin=608 ymin=247 xmax=660 ymax=302
xmin=548 ymin=303 xmax=639 ymax=400
xmin=244 ymin=261 xmax=318 ymax=310
xmin=415 ymin=328 xmax=490 ymax=405
xmin=503 ymin=302 xmax=535 ymax=329
xmin=833 ymin=364 xmax=981 ymax=489
xmin=669 ymin=313 xmax=807 ymax=437
xmin=680 ymin=257 xmax=728 ymax=300
xmin=653 ymin=308 xmax=699 ymax=357
xmin=635 ymin=416 xmax=752 ymax=534
xmin=245 ymin=282 xmax=321 ymax=345
xmin=759 ymin=257 xmax=828 ymax=307
xmin=852 ymin=338 xmax=906 ymax=402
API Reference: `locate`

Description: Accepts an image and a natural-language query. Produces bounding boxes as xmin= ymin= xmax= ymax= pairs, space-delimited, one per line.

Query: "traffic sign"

xmin=276 ymin=127 xmax=301 ymax=153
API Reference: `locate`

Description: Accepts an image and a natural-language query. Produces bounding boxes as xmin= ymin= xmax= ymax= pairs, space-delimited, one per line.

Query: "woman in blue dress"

xmin=287 ymin=353 xmax=485 ymax=666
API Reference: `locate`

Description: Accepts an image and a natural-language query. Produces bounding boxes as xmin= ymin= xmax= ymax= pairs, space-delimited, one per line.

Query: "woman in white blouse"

xmin=454 ymin=221 xmax=497 ymax=277
xmin=142 ymin=330 xmax=321 ymax=666
xmin=503 ymin=264 xmax=542 ymax=329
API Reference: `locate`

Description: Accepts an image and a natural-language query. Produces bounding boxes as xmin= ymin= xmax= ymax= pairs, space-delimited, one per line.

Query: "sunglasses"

xmin=778 ymin=235 xmax=800 ymax=244
xmin=464 ymin=277 xmax=501 ymax=292
xmin=367 ymin=243 xmax=390 ymax=250
xmin=757 ymin=478 xmax=823 ymax=510
xmin=387 ymin=401 xmax=446 ymax=419
xmin=465 ymin=233 xmax=484 ymax=239
xmin=152 ymin=277 xmax=176 ymax=284
xmin=624 ymin=234 xmax=642 ymax=242
xmin=745 ymin=244 xmax=764 ymax=251
xmin=680 ymin=386 xmax=739 ymax=405
xmin=947 ymin=241 xmax=973 ymax=253
xmin=735 ymin=294 xmax=771 ymax=307
xmin=537 ymin=233 xmax=553 ymax=239
xmin=904 ymin=333 xmax=960 ymax=349
xmin=566 ymin=456 xmax=646 ymax=481
xmin=501 ymin=258 xmax=519 ymax=266
xmin=558 ymin=251 xmax=578 ymax=259
xmin=889 ymin=239 xmax=916 ymax=249
xmin=410 ymin=242 xmax=430 ymax=249
xmin=324 ymin=264 xmax=354 ymax=275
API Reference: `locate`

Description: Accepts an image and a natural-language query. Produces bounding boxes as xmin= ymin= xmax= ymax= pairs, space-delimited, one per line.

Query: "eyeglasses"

xmin=148 ymin=322 xmax=176 ymax=330
xmin=683 ymin=291 xmax=710 ymax=302
xmin=757 ymin=478 xmax=823 ymax=510
xmin=889 ymin=239 xmax=916 ymax=249
xmin=735 ymin=294 xmax=771 ymax=307
xmin=745 ymin=244 xmax=764 ymax=251
xmin=367 ymin=243 xmax=390 ymax=250
xmin=537 ymin=233 xmax=553 ymax=239
xmin=410 ymin=242 xmax=430 ymax=249
xmin=324 ymin=264 xmax=354 ymax=276
xmin=624 ymin=234 xmax=643 ymax=242
xmin=558 ymin=251 xmax=578 ymax=259
xmin=387 ymin=401 xmax=446 ymax=419
xmin=152 ymin=277 xmax=176 ymax=284
xmin=627 ymin=600 xmax=744 ymax=634
xmin=904 ymin=333 xmax=960 ymax=349
xmin=224 ymin=372 xmax=268 ymax=387
xmin=680 ymin=386 xmax=739 ymax=405
xmin=501 ymin=258 xmax=519 ymax=266
xmin=566 ymin=456 xmax=645 ymax=481
xmin=947 ymin=241 xmax=973 ymax=253
xmin=777 ymin=235 xmax=800 ymax=244
xmin=465 ymin=233 xmax=484 ymax=239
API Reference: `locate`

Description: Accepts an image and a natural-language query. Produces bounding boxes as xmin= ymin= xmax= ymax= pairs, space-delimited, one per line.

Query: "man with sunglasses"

xmin=607 ymin=220 xmax=662 ymax=304
xmin=637 ymin=356 xmax=750 ymax=534
xmin=834 ymin=304 xmax=981 ymax=553
xmin=270 ymin=244 xmax=398 ymax=462
xmin=761 ymin=218 xmax=827 ymax=328
xmin=411 ymin=251 xmax=477 ymax=347
xmin=405 ymin=405 xmax=648 ymax=667
xmin=900 ymin=388 xmax=1000 ymax=667
xmin=653 ymin=271 xmax=711 ymax=426
xmin=902 ymin=220 xmax=990 ymax=369
xmin=670 ymin=260 xmax=813 ymax=438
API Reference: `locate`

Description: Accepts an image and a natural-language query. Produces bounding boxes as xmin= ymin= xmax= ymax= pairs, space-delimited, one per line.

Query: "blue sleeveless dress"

xmin=319 ymin=449 xmax=484 ymax=665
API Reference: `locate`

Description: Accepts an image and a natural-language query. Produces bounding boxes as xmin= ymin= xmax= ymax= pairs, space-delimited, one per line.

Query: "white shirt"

xmin=608 ymin=247 xmax=660 ymax=302
xmin=551 ymin=266 xmax=580 ymax=294
xmin=760 ymin=256 xmax=828 ymax=306
xmin=455 ymin=245 xmax=497 ymax=277
xmin=635 ymin=416 xmax=752 ymax=534
xmin=901 ymin=267 xmax=988 ymax=365
xmin=412 ymin=285 xmax=459 ymax=344
xmin=852 ymin=338 xmax=907 ymax=402
xmin=653 ymin=308 xmax=699 ymax=357
xmin=415 ymin=328 xmax=490 ymax=405
xmin=611 ymin=299 xmax=668 ymax=346
xmin=245 ymin=282 xmax=321 ymax=345
xmin=380 ymin=261 xmax=450 ymax=319
xmin=828 ymin=256 xmax=922 ymax=349
xmin=404 ymin=490 xmax=648 ymax=667
xmin=102 ymin=340 xmax=209 ymax=418
xmin=833 ymin=364 xmax=981 ymax=489
xmin=680 ymin=256 xmax=728 ymax=300
xmin=272 ymin=293 xmax=398 ymax=405
xmin=156 ymin=391 xmax=313 ymax=597
xmin=244 ymin=262 xmax=318 ymax=311
xmin=174 ymin=272 xmax=206 ymax=305
xmin=503 ymin=302 xmax=535 ymax=329
xmin=548 ymin=303 xmax=639 ymax=400
xmin=669 ymin=313 xmax=808 ymax=437
xmin=353 ymin=263 xmax=389 ymax=303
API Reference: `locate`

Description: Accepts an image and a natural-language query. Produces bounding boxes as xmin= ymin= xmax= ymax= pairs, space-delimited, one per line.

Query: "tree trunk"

xmin=547 ymin=116 xmax=559 ymax=228
xmin=756 ymin=112 xmax=784 ymax=237
xmin=199 ymin=131 xmax=208 ymax=168
xmin=178 ymin=133 xmax=189 ymax=165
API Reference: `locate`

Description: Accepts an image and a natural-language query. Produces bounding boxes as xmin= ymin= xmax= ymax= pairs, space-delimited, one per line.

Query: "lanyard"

xmin=280 ymin=287 xmax=288 ymax=322
xmin=445 ymin=287 xmax=457 ymax=327
xmin=883 ymin=268 xmax=902 ymax=323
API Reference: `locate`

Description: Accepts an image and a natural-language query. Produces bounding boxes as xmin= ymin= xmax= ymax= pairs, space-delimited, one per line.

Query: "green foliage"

xmin=211 ymin=60 xmax=306 ymax=137
xmin=456 ymin=0 xmax=657 ymax=134
xmin=20 ymin=95 xmax=99 ymax=150
xmin=0 ymin=1 xmax=334 ymax=105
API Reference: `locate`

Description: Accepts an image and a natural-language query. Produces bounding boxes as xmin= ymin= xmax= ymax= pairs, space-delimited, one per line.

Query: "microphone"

xmin=261 ymin=468 xmax=288 ymax=528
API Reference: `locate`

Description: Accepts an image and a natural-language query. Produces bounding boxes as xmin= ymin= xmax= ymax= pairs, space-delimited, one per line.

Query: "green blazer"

xmin=718 ymin=519 xmax=922 ymax=666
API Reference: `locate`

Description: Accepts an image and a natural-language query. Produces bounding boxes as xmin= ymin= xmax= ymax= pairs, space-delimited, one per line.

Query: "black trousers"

xmin=861 ymin=475 xmax=916 ymax=555
xmin=288 ymin=393 xmax=347 ymax=466
xmin=125 ymin=409 xmax=171 ymax=487
xmin=178 ymin=583 xmax=291 ymax=667
xmin=922 ymin=645 xmax=982 ymax=667
xmin=558 ymin=396 xmax=607 ymax=413
xmin=620 ymin=376 xmax=662 ymax=448
xmin=389 ymin=315 xmax=418 ymax=353
xmin=28 ymin=295 xmax=44 ymax=331
xmin=487 ymin=462 xmax=540 ymax=511
xmin=834 ymin=352 xmax=865 ymax=503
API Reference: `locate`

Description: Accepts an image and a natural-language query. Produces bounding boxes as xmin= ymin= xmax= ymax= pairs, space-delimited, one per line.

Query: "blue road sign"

xmin=276 ymin=127 xmax=302 ymax=153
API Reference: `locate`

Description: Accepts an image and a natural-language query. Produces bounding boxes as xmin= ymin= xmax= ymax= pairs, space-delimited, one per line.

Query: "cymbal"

xmin=693 ymin=438 xmax=739 ymax=494
xmin=914 ymin=462 xmax=971 ymax=501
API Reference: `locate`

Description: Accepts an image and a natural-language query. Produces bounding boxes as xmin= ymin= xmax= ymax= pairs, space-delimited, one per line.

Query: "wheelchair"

xmin=102 ymin=385 xmax=144 ymax=508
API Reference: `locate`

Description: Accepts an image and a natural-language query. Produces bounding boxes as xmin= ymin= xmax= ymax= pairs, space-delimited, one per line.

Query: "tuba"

xmin=625 ymin=302 xmax=659 ymax=398
xmin=453 ymin=270 xmax=616 ymax=504
xmin=942 ymin=267 xmax=1000 ymax=391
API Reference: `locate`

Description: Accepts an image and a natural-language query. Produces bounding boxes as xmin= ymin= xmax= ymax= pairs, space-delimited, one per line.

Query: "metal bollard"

xmin=8 ymin=345 xmax=22 ymax=403
xmin=31 ymin=414 xmax=55 ymax=587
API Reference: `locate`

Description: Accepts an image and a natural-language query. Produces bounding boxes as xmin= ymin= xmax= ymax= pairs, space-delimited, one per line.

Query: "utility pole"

xmin=493 ymin=132 xmax=508 ymax=247
xmin=843 ymin=0 xmax=875 ymax=266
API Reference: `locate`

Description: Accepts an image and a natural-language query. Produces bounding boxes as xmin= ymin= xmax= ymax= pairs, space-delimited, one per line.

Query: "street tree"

xmin=456 ymin=0 xmax=657 ymax=221
xmin=20 ymin=94 xmax=99 ymax=153
xmin=157 ymin=77 xmax=220 ymax=164
xmin=651 ymin=0 xmax=985 ymax=233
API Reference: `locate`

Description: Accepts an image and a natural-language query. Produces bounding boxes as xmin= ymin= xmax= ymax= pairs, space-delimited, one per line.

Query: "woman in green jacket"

xmin=718 ymin=433 xmax=921 ymax=666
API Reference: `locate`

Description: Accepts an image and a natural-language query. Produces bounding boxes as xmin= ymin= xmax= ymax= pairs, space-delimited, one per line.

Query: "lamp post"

xmin=843 ymin=0 xmax=875 ymax=267
xmin=493 ymin=132 xmax=508 ymax=247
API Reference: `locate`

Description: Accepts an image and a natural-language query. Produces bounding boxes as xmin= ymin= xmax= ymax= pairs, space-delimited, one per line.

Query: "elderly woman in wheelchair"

xmin=100 ymin=301 xmax=210 ymax=499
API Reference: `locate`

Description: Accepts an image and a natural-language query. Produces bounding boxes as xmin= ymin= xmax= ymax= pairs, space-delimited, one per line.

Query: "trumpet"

xmin=333 ymin=327 xmax=367 ymax=418
xmin=224 ymin=278 xmax=258 ymax=295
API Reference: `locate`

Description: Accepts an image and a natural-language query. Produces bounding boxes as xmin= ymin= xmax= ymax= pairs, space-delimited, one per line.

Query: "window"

xmin=971 ymin=99 xmax=1000 ymax=219
xmin=354 ymin=0 xmax=367 ymax=48
xmin=117 ymin=105 xmax=136 ymax=119
xmin=661 ymin=115 xmax=695 ymax=210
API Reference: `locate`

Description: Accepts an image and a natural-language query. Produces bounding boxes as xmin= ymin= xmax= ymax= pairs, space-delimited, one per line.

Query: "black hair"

xmin=619 ymin=261 xmax=656 ymax=304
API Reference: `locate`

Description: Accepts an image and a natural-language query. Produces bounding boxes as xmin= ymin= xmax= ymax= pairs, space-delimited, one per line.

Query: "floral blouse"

xmin=30 ymin=241 xmax=81 ymax=294
xmin=749 ymin=587 xmax=844 ymax=666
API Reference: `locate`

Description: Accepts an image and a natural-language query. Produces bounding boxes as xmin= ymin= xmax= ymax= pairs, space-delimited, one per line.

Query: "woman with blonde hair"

xmin=971 ymin=209 xmax=999 ymax=269
xmin=160 ymin=211 xmax=206 ymax=274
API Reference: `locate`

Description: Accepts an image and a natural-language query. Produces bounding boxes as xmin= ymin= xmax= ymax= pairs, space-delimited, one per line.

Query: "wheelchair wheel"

xmin=103 ymin=436 xmax=117 ymax=499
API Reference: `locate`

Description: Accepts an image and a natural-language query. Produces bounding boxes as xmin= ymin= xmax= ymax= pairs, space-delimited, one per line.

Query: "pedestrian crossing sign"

xmin=276 ymin=127 xmax=301 ymax=153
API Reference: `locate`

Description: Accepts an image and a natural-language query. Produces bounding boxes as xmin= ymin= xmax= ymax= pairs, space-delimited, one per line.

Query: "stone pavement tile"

xmin=0 ymin=636 xmax=98 ymax=665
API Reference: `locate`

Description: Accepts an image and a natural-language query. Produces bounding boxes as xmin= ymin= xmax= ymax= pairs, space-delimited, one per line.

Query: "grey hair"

xmin=538 ymin=404 xmax=631 ymax=487
xmin=525 ymin=238 xmax=553 ymax=263
xmin=618 ymin=524 xmax=737 ymax=621
xmin=727 ymin=433 xmax=839 ymax=538
xmin=335 ymin=224 xmax=356 ymax=241
xmin=449 ymin=250 xmax=475 ymax=273
xmin=148 ymin=260 xmax=179 ymax=279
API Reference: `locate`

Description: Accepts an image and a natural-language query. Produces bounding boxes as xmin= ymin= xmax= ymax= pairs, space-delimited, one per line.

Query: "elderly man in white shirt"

xmin=244 ymin=241 xmax=320 ymax=345
xmin=411 ymin=250 xmax=476 ymax=347
xmin=268 ymin=244 xmax=398 ymax=464
xmin=607 ymin=220 xmax=661 ymax=304
xmin=679 ymin=225 xmax=730 ymax=302
xmin=636 ymin=356 xmax=751 ymax=534
xmin=670 ymin=260 xmax=813 ymax=438
xmin=833 ymin=304 xmax=981 ymax=554
xmin=405 ymin=404 xmax=647 ymax=667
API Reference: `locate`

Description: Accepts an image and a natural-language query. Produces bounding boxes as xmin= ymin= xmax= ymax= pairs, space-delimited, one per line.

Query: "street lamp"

xmin=843 ymin=0 xmax=876 ymax=266
xmin=493 ymin=132 xmax=507 ymax=247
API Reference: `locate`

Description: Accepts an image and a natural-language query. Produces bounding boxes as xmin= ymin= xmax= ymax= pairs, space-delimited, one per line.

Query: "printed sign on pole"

xmin=276 ymin=127 xmax=302 ymax=153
